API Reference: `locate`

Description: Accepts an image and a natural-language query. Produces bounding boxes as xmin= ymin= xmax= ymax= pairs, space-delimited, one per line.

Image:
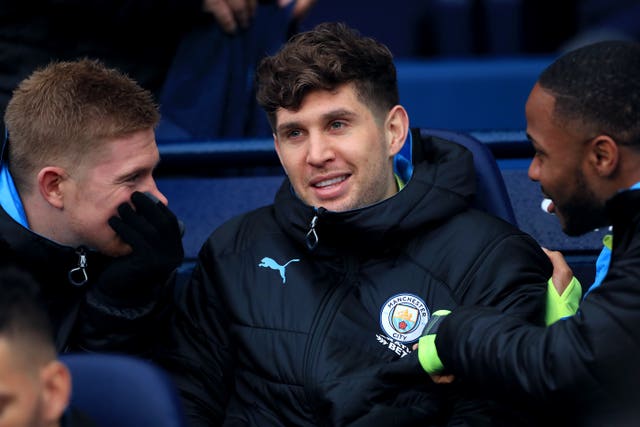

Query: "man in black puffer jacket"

xmin=0 ymin=59 xmax=184 ymax=354
xmin=159 ymin=22 xmax=551 ymax=426
xmin=418 ymin=40 xmax=640 ymax=427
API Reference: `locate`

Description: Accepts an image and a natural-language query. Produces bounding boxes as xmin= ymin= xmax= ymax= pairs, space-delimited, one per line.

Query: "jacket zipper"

xmin=305 ymin=207 xmax=326 ymax=250
xmin=68 ymin=247 xmax=89 ymax=286
xmin=302 ymin=254 xmax=357 ymax=426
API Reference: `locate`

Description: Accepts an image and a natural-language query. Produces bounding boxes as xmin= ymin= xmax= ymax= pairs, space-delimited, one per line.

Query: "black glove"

xmin=94 ymin=191 xmax=184 ymax=305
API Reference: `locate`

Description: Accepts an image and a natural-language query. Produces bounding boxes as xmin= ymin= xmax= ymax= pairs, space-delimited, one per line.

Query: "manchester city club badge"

xmin=380 ymin=293 xmax=429 ymax=343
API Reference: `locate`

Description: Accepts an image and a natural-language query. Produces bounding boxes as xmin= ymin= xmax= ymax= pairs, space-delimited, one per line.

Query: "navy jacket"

xmin=161 ymin=133 xmax=551 ymax=426
xmin=436 ymin=189 xmax=640 ymax=427
xmin=0 ymin=206 xmax=173 ymax=354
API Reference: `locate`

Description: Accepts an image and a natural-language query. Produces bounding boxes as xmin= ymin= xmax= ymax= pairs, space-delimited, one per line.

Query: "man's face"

xmin=526 ymin=83 xmax=608 ymax=236
xmin=273 ymin=83 xmax=400 ymax=212
xmin=62 ymin=128 xmax=168 ymax=256
xmin=0 ymin=340 xmax=51 ymax=427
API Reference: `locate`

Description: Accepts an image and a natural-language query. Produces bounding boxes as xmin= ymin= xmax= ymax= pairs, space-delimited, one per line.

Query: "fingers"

xmin=542 ymin=247 xmax=574 ymax=295
xmin=431 ymin=374 xmax=455 ymax=384
xmin=289 ymin=0 xmax=316 ymax=20
xmin=109 ymin=193 xmax=182 ymax=249
xmin=130 ymin=191 xmax=180 ymax=237
xmin=203 ymin=0 xmax=256 ymax=33
xmin=413 ymin=341 xmax=454 ymax=384
xmin=108 ymin=203 xmax=155 ymax=249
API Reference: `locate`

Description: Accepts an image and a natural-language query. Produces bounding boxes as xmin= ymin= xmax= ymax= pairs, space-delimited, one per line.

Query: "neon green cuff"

xmin=418 ymin=333 xmax=444 ymax=374
xmin=545 ymin=276 xmax=582 ymax=325
xmin=417 ymin=309 xmax=450 ymax=374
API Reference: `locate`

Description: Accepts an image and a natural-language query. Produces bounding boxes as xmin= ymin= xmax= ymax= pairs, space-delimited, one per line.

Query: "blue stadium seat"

xmin=158 ymin=174 xmax=283 ymax=261
xmin=419 ymin=128 xmax=517 ymax=225
xmin=61 ymin=353 xmax=187 ymax=427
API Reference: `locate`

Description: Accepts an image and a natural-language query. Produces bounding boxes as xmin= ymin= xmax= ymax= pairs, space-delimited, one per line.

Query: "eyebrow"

xmin=114 ymin=161 xmax=159 ymax=183
xmin=276 ymin=108 xmax=358 ymax=135
xmin=525 ymin=133 xmax=540 ymax=146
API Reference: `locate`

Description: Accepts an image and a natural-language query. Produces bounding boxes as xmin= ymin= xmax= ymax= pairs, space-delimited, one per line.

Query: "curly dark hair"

xmin=539 ymin=40 xmax=640 ymax=146
xmin=255 ymin=22 xmax=398 ymax=129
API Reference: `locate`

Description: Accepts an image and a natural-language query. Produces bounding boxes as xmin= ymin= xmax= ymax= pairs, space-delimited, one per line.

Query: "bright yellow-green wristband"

xmin=545 ymin=276 xmax=582 ymax=325
xmin=418 ymin=334 xmax=444 ymax=374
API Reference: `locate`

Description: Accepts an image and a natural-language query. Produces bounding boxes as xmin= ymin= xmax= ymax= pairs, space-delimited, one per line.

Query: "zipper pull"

xmin=68 ymin=247 xmax=88 ymax=286
xmin=305 ymin=214 xmax=319 ymax=250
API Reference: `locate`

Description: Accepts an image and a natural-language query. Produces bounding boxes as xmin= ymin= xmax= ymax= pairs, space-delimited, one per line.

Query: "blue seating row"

xmin=155 ymin=57 xmax=556 ymax=142
xmin=396 ymin=57 xmax=554 ymax=131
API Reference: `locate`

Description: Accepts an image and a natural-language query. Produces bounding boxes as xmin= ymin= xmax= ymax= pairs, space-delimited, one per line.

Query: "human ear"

xmin=40 ymin=360 xmax=72 ymax=425
xmin=37 ymin=167 xmax=68 ymax=209
xmin=385 ymin=105 xmax=409 ymax=156
xmin=588 ymin=135 xmax=618 ymax=177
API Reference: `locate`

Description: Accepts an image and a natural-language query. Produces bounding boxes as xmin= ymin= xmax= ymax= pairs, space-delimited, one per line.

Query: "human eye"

xmin=533 ymin=144 xmax=546 ymax=158
xmin=278 ymin=128 xmax=306 ymax=144
xmin=126 ymin=173 xmax=141 ymax=183
xmin=118 ymin=172 xmax=142 ymax=186
xmin=527 ymin=138 xmax=544 ymax=159
xmin=288 ymin=129 xmax=302 ymax=139
xmin=328 ymin=120 xmax=348 ymax=133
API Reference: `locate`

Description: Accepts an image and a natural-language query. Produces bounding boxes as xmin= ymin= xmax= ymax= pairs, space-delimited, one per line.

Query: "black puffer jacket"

xmin=161 ymin=132 xmax=551 ymax=426
xmin=436 ymin=189 xmax=640 ymax=427
xmin=0 ymin=207 xmax=172 ymax=354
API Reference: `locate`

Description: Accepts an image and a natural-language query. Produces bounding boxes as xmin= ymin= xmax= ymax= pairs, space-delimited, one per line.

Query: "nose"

xmin=527 ymin=157 xmax=540 ymax=181
xmin=306 ymin=133 xmax=334 ymax=167
xmin=146 ymin=180 xmax=169 ymax=206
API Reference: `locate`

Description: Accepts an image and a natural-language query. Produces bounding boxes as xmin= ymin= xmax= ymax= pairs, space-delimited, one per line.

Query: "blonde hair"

xmin=4 ymin=58 xmax=160 ymax=194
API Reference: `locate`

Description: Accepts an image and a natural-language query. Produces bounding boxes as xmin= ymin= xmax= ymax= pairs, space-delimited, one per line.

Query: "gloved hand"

xmin=94 ymin=191 xmax=184 ymax=305
xmin=417 ymin=309 xmax=451 ymax=375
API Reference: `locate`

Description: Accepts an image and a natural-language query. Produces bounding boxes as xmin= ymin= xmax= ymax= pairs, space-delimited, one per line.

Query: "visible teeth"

xmin=316 ymin=176 xmax=346 ymax=187
xmin=541 ymin=198 xmax=554 ymax=215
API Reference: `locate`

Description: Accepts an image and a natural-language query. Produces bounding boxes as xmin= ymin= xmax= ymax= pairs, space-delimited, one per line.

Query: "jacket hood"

xmin=274 ymin=129 xmax=476 ymax=255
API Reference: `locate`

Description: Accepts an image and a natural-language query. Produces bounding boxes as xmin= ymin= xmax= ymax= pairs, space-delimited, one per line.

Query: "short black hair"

xmin=0 ymin=240 xmax=54 ymax=350
xmin=539 ymin=40 xmax=640 ymax=146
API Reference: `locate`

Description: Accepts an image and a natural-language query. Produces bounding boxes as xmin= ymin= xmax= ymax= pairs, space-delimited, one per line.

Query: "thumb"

xmin=542 ymin=247 xmax=573 ymax=295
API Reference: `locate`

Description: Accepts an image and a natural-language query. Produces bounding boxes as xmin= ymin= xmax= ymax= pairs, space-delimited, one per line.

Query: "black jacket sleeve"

xmin=437 ymin=280 xmax=639 ymax=401
xmin=442 ymin=229 xmax=552 ymax=424
xmin=72 ymin=271 xmax=175 ymax=355
xmin=456 ymin=232 xmax=550 ymax=322
xmin=156 ymin=241 xmax=234 ymax=427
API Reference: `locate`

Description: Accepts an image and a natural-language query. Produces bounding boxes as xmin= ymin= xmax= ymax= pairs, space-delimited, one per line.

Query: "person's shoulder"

xmin=445 ymin=207 xmax=521 ymax=236
xmin=215 ymin=204 xmax=276 ymax=234
xmin=203 ymin=204 xmax=279 ymax=253
xmin=435 ymin=207 xmax=542 ymax=255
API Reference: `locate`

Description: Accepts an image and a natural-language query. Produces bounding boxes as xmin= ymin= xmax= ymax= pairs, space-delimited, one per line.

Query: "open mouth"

xmin=313 ymin=175 xmax=347 ymax=188
xmin=541 ymin=198 xmax=555 ymax=214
